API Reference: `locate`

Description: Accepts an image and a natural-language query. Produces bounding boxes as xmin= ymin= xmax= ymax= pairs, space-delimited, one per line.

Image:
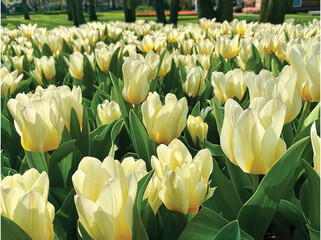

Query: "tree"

xmin=22 ymin=0 xmax=30 ymax=20
xmin=66 ymin=0 xmax=73 ymax=21
xmin=123 ymin=0 xmax=136 ymax=22
xmin=71 ymin=0 xmax=86 ymax=26
xmin=259 ymin=0 xmax=292 ymax=24
xmin=169 ymin=0 xmax=179 ymax=25
xmin=216 ymin=0 xmax=233 ymax=22
xmin=155 ymin=0 xmax=166 ymax=24
xmin=197 ymin=0 xmax=215 ymax=19
xmin=112 ymin=0 xmax=116 ymax=9
xmin=89 ymin=0 xmax=98 ymax=20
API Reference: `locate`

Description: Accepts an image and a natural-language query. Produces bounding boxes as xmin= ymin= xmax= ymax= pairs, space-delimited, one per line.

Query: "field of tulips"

xmin=1 ymin=18 xmax=320 ymax=240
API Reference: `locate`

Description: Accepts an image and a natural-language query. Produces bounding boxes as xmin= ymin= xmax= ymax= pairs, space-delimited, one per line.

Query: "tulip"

xmin=142 ymin=92 xmax=188 ymax=144
xmin=19 ymin=24 xmax=37 ymax=40
xmin=97 ymin=99 xmax=121 ymax=125
xmin=199 ymin=18 xmax=212 ymax=30
xmin=122 ymin=60 xmax=150 ymax=105
xmin=184 ymin=66 xmax=207 ymax=98
xmin=246 ymin=66 xmax=302 ymax=124
xmin=211 ymin=69 xmax=247 ymax=102
xmin=187 ymin=115 xmax=208 ymax=148
xmin=11 ymin=56 xmax=24 ymax=75
xmin=168 ymin=29 xmax=179 ymax=43
xmin=196 ymin=39 xmax=215 ymax=56
xmin=216 ymin=35 xmax=240 ymax=59
xmin=144 ymin=139 xmax=214 ymax=215
xmin=121 ymin=157 xmax=147 ymax=181
xmin=72 ymin=156 xmax=146 ymax=240
xmin=290 ymin=49 xmax=320 ymax=102
xmin=221 ymin=98 xmax=286 ymax=174
xmin=140 ymin=35 xmax=154 ymax=52
xmin=36 ymin=56 xmax=56 ymax=80
xmin=1 ymin=67 xmax=23 ymax=96
xmin=233 ymin=20 xmax=248 ymax=36
xmin=261 ymin=32 xmax=282 ymax=54
xmin=311 ymin=122 xmax=320 ymax=176
xmin=158 ymin=51 xmax=172 ymax=77
xmin=95 ymin=46 xmax=114 ymax=73
xmin=1 ymin=168 xmax=55 ymax=240
xmin=145 ymin=50 xmax=160 ymax=81
xmin=64 ymin=52 xmax=84 ymax=80
xmin=7 ymin=90 xmax=64 ymax=152
xmin=180 ymin=39 xmax=194 ymax=55
xmin=30 ymin=65 xmax=43 ymax=86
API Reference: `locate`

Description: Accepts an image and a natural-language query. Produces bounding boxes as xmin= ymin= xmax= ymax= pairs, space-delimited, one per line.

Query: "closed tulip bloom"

xmin=141 ymin=35 xmax=154 ymax=52
xmin=199 ymin=18 xmax=212 ymax=30
xmin=184 ymin=66 xmax=207 ymax=98
xmin=311 ymin=122 xmax=320 ymax=176
xmin=7 ymin=90 xmax=64 ymax=152
xmin=234 ymin=20 xmax=248 ymax=36
xmin=64 ymin=52 xmax=84 ymax=80
xmin=72 ymin=156 xmax=146 ymax=240
xmin=168 ymin=29 xmax=179 ymax=43
xmin=158 ymin=51 xmax=172 ymax=77
xmin=246 ymin=66 xmax=302 ymax=124
xmin=145 ymin=50 xmax=160 ymax=81
xmin=11 ymin=56 xmax=24 ymax=75
xmin=97 ymin=99 xmax=121 ymax=125
xmin=1 ymin=169 xmax=55 ymax=240
xmin=290 ymin=49 xmax=320 ymax=102
xmin=142 ymin=92 xmax=188 ymax=144
xmin=221 ymin=98 xmax=287 ymax=175
xmin=95 ymin=47 xmax=113 ymax=73
xmin=37 ymin=56 xmax=56 ymax=80
xmin=216 ymin=35 xmax=240 ymax=59
xmin=211 ymin=69 xmax=247 ymax=102
xmin=1 ymin=67 xmax=23 ymax=96
xmin=145 ymin=139 xmax=214 ymax=215
xmin=196 ymin=39 xmax=215 ymax=56
xmin=187 ymin=115 xmax=208 ymax=148
xmin=30 ymin=65 xmax=43 ymax=86
xmin=122 ymin=60 xmax=150 ymax=105
xmin=121 ymin=157 xmax=147 ymax=181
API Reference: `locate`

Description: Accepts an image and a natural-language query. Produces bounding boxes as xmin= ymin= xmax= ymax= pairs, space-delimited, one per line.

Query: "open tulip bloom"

xmin=1 ymin=18 xmax=320 ymax=240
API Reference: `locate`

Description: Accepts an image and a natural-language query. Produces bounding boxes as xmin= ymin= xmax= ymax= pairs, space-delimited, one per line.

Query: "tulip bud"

xmin=145 ymin=50 xmax=160 ymax=81
xmin=142 ymin=92 xmax=188 ymax=144
xmin=187 ymin=115 xmax=208 ymax=148
xmin=1 ymin=168 xmax=55 ymax=240
xmin=216 ymin=35 xmax=240 ymax=59
xmin=184 ymin=66 xmax=207 ymax=98
xmin=95 ymin=46 xmax=114 ymax=73
xmin=97 ymin=99 xmax=121 ymax=125
xmin=1 ymin=67 xmax=23 ymax=96
xmin=122 ymin=60 xmax=150 ymax=105
xmin=158 ymin=51 xmax=172 ymax=77
xmin=72 ymin=156 xmax=145 ymax=239
xmin=145 ymin=139 xmax=214 ymax=215
xmin=211 ymin=69 xmax=247 ymax=102
xmin=311 ymin=122 xmax=320 ymax=176
xmin=64 ymin=52 xmax=84 ymax=80
xmin=7 ymin=90 xmax=64 ymax=152
xmin=221 ymin=99 xmax=287 ymax=175
xmin=140 ymin=35 xmax=154 ymax=52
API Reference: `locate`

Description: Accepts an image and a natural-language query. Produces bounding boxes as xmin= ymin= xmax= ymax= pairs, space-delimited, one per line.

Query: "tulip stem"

xmin=44 ymin=152 xmax=50 ymax=167
xmin=134 ymin=104 xmax=139 ymax=117
xmin=252 ymin=175 xmax=259 ymax=194
xmin=296 ymin=101 xmax=311 ymax=134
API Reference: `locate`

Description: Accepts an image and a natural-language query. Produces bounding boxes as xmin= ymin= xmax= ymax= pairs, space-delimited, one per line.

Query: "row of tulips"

xmin=1 ymin=18 xmax=320 ymax=240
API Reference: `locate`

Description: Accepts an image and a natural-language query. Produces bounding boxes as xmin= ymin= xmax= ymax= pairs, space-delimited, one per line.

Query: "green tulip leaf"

xmin=213 ymin=220 xmax=241 ymax=240
xmin=25 ymin=150 xmax=48 ymax=173
xmin=42 ymin=43 xmax=53 ymax=57
xmin=219 ymin=54 xmax=230 ymax=74
xmin=1 ymin=215 xmax=32 ymax=240
xmin=77 ymin=221 xmax=95 ymax=240
xmin=245 ymin=44 xmax=263 ymax=74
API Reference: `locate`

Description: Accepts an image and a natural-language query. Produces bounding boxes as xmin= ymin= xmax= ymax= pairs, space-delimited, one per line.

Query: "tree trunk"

xmin=217 ymin=0 xmax=233 ymax=22
xmin=197 ymin=0 xmax=215 ymax=19
xmin=155 ymin=0 xmax=166 ymax=24
xmin=112 ymin=0 xmax=116 ymax=9
xmin=259 ymin=0 xmax=289 ymax=24
xmin=22 ymin=0 xmax=30 ymax=19
xmin=123 ymin=0 xmax=136 ymax=22
xmin=71 ymin=0 xmax=86 ymax=26
xmin=78 ymin=0 xmax=86 ymax=23
xmin=67 ymin=0 xmax=73 ymax=20
xmin=169 ymin=0 xmax=179 ymax=25
xmin=90 ymin=0 xmax=98 ymax=20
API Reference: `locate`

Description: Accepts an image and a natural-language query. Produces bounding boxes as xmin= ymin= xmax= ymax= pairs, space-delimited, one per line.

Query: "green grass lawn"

xmin=1 ymin=10 xmax=319 ymax=29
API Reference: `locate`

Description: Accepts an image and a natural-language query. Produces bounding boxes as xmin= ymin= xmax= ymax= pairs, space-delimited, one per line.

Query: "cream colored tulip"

xmin=37 ymin=56 xmax=56 ymax=80
xmin=122 ymin=60 xmax=150 ymax=105
xmin=64 ymin=52 xmax=84 ymax=80
xmin=145 ymin=139 xmax=214 ymax=215
xmin=187 ymin=115 xmax=208 ymax=148
xmin=290 ymin=49 xmax=320 ymax=102
xmin=19 ymin=24 xmax=37 ymax=40
xmin=216 ymin=35 xmax=240 ymax=59
xmin=1 ymin=67 xmax=23 ymax=96
xmin=142 ymin=92 xmax=188 ymax=144
xmin=199 ymin=18 xmax=212 ymax=30
xmin=158 ymin=51 xmax=172 ymax=77
xmin=168 ymin=29 xmax=179 ymax=43
xmin=30 ymin=65 xmax=43 ymax=86
xmin=246 ymin=66 xmax=302 ymax=124
xmin=211 ymin=69 xmax=247 ymax=102
xmin=311 ymin=122 xmax=320 ymax=176
xmin=221 ymin=98 xmax=287 ymax=174
xmin=196 ymin=39 xmax=215 ymax=56
xmin=1 ymin=169 xmax=55 ymax=240
xmin=121 ymin=157 xmax=147 ymax=181
xmin=184 ymin=66 xmax=207 ymax=98
xmin=140 ymin=35 xmax=154 ymax=52
xmin=95 ymin=46 xmax=114 ymax=73
xmin=233 ymin=20 xmax=248 ymax=36
xmin=145 ymin=50 xmax=160 ymax=81
xmin=11 ymin=56 xmax=24 ymax=75
xmin=97 ymin=99 xmax=121 ymax=125
xmin=180 ymin=39 xmax=194 ymax=55
xmin=7 ymin=90 xmax=64 ymax=152
xmin=72 ymin=156 xmax=145 ymax=240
